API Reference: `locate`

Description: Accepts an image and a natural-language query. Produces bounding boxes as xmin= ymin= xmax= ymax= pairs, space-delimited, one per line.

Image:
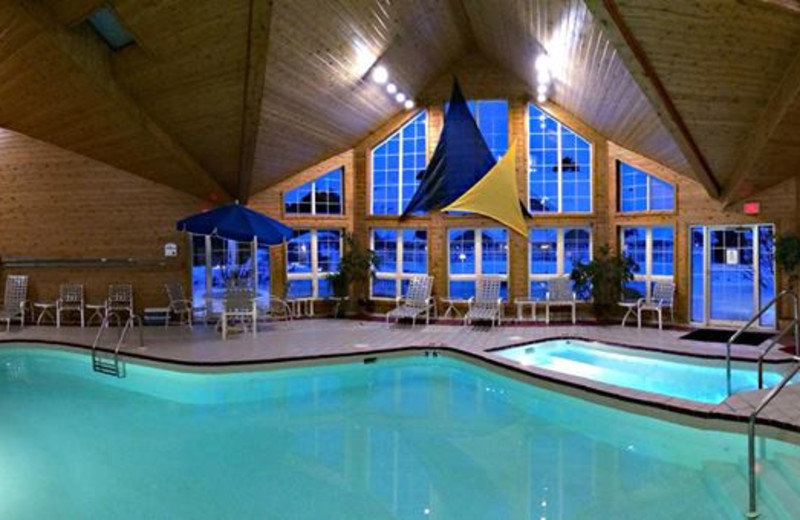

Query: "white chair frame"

xmin=0 ymin=275 xmax=28 ymax=332
xmin=637 ymin=282 xmax=675 ymax=330
xmin=464 ymin=277 xmax=503 ymax=327
xmin=164 ymin=282 xmax=193 ymax=328
xmin=544 ymin=278 xmax=577 ymax=325
xmin=57 ymin=283 xmax=85 ymax=328
xmin=386 ymin=275 xmax=435 ymax=326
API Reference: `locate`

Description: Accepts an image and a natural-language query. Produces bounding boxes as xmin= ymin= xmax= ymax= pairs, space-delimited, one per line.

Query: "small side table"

xmin=515 ymin=299 xmax=538 ymax=322
xmin=86 ymin=303 xmax=106 ymax=326
xmin=33 ymin=302 xmax=57 ymax=325
xmin=144 ymin=307 xmax=171 ymax=328
xmin=619 ymin=301 xmax=639 ymax=327
xmin=440 ymin=298 xmax=466 ymax=318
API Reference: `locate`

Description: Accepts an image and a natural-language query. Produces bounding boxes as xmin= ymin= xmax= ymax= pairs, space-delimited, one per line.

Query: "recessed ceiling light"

xmin=535 ymin=54 xmax=552 ymax=73
xmin=386 ymin=83 xmax=397 ymax=94
xmin=537 ymin=84 xmax=547 ymax=95
xmin=537 ymin=71 xmax=551 ymax=84
xmin=395 ymin=93 xmax=406 ymax=103
xmin=537 ymin=93 xmax=547 ymax=103
xmin=404 ymin=99 xmax=415 ymax=109
xmin=371 ymin=65 xmax=388 ymax=84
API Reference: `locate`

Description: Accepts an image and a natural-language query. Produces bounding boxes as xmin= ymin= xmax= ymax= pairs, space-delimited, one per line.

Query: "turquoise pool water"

xmin=2 ymin=345 xmax=800 ymax=519
xmin=496 ymin=339 xmax=790 ymax=404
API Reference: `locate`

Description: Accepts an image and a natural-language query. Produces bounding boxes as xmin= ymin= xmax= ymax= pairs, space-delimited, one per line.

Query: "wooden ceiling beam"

xmin=585 ymin=0 xmax=721 ymax=199
xmin=237 ymin=0 xmax=273 ymax=203
xmin=17 ymin=0 xmax=230 ymax=201
xmin=48 ymin=0 xmax=106 ymax=26
xmin=722 ymin=49 xmax=800 ymax=206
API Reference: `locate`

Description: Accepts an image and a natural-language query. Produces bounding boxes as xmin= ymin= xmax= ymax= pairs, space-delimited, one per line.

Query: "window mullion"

xmin=557 ymin=124 xmax=563 ymax=213
xmin=557 ymin=229 xmax=565 ymax=277
xmin=311 ymin=230 xmax=319 ymax=298
xmin=396 ymin=232 xmax=404 ymax=295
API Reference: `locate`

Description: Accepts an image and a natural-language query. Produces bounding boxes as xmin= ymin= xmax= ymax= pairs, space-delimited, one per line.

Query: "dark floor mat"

xmin=680 ymin=328 xmax=774 ymax=346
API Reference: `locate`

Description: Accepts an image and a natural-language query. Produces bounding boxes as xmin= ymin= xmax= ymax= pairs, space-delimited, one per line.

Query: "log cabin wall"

xmin=250 ymin=55 xmax=799 ymax=324
xmin=0 ymin=128 xmax=202 ymax=314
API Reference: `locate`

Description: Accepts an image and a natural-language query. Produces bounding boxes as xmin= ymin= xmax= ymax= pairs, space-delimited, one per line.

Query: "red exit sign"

xmin=743 ymin=201 xmax=760 ymax=215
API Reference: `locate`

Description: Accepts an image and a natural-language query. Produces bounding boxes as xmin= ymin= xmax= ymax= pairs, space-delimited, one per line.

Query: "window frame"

xmin=619 ymin=225 xmax=675 ymax=300
xmin=285 ymin=229 xmax=343 ymax=299
xmin=527 ymin=104 xmax=594 ymax=215
xmin=369 ymin=110 xmax=428 ymax=216
xmin=446 ymin=227 xmax=509 ymax=299
xmin=617 ymin=161 xmax=676 ymax=214
xmin=369 ymin=228 xmax=429 ymax=300
xmin=283 ymin=167 xmax=344 ymax=217
xmin=528 ymin=227 xmax=593 ymax=299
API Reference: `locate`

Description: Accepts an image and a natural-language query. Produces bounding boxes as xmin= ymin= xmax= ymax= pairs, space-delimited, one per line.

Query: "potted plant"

xmin=570 ymin=244 xmax=637 ymax=322
xmin=327 ymin=233 xmax=379 ymax=317
xmin=776 ymin=233 xmax=800 ymax=294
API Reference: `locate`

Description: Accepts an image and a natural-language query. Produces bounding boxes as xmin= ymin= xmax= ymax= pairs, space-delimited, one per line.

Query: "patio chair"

xmin=220 ymin=287 xmax=257 ymax=340
xmin=544 ymin=278 xmax=576 ymax=325
xmin=386 ymin=275 xmax=435 ymax=326
xmin=637 ymin=282 xmax=675 ymax=330
xmin=464 ymin=277 xmax=503 ymax=327
xmin=164 ymin=282 xmax=193 ymax=328
xmin=0 ymin=275 xmax=28 ymax=332
xmin=57 ymin=283 xmax=84 ymax=328
xmin=257 ymin=294 xmax=293 ymax=322
xmin=106 ymin=284 xmax=134 ymax=326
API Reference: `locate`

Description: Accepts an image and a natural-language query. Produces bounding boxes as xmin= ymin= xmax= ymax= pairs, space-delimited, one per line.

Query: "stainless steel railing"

xmin=746 ymin=359 xmax=800 ymax=519
xmin=725 ymin=289 xmax=799 ymax=396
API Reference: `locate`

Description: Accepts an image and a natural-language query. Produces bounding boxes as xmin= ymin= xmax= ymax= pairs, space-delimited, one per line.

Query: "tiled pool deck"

xmin=2 ymin=318 xmax=800 ymax=441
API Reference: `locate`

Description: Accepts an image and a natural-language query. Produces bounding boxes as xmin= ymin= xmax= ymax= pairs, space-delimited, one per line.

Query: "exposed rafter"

xmin=16 ymin=0 xmax=230 ymax=200
xmin=584 ymin=0 xmax=721 ymax=199
xmin=237 ymin=0 xmax=273 ymax=203
xmin=722 ymin=48 xmax=800 ymax=206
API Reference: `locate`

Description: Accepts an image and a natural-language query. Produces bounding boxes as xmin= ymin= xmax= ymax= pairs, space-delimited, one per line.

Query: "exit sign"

xmin=743 ymin=201 xmax=760 ymax=215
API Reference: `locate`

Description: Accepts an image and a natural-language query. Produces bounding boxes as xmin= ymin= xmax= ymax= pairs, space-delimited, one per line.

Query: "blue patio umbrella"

xmin=177 ymin=202 xmax=293 ymax=245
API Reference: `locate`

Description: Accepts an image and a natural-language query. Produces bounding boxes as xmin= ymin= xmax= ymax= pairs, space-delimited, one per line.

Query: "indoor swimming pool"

xmin=495 ymin=338 xmax=791 ymax=404
xmin=2 ymin=345 xmax=800 ymax=519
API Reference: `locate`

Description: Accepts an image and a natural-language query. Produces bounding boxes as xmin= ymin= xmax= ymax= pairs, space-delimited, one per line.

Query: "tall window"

xmin=370 ymin=229 xmax=428 ymax=299
xmin=529 ymin=228 xmax=592 ymax=299
xmin=371 ymin=111 xmax=427 ymax=215
xmin=528 ymin=105 xmax=592 ymax=213
xmin=190 ymin=236 xmax=270 ymax=311
xmin=286 ymin=229 xmax=342 ymax=298
xmin=445 ymin=100 xmax=509 ymax=160
xmin=284 ymin=167 xmax=344 ymax=215
xmin=620 ymin=226 xmax=674 ymax=299
xmin=448 ymin=228 xmax=508 ymax=299
xmin=618 ymin=162 xmax=675 ymax=212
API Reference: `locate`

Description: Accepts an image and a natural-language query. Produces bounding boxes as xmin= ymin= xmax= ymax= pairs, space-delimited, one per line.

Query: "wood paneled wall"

xmin=0 ymin=128 xmax=203 ymax=312
xmin=251 ymin=55 xmax=799 ymax=324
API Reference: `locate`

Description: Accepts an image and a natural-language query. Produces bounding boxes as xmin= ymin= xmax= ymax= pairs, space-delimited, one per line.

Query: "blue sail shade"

xmin=400 ymin=78 xmax=497 ymax=217
xmin=177 ymin=203 xmax=293 ymax=245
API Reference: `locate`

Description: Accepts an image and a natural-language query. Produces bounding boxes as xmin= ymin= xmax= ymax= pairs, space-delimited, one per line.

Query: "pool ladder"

xmin=91 ymin=314 xmax=142 ymax=377
xmin=725 ymin=289 xmax=800 ymax=518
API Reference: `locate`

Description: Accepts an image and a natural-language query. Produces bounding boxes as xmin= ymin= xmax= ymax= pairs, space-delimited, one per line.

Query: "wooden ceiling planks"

xmin=249 ymin=0 xmax=471 ymax=193
xmin=0 ymin=1 xmax=227 ymax=200
xmin=610 ymin=0 xmax=800 ymax=191
xmin=462 ymin=0 xmax=693 ymax=181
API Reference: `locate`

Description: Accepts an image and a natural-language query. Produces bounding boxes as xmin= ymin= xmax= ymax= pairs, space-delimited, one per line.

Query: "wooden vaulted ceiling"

xmin=3 ymin=1 xmax=800 ymax=203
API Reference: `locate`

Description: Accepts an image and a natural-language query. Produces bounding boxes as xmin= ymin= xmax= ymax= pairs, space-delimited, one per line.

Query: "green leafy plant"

xmin=776 ymin=233 xmax=800 ymax=293
xmin=570 ymin=244 xmax=636 ymax=321
xmin=327 ymin=233 xmax=379 ymax=314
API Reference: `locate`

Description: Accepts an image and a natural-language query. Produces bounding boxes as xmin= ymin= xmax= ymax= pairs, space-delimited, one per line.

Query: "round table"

xmin=619 ymin=301 xmax=639 ymax=327
xmin=33 ymin=302 xmax=57 ymax=325
xmin=440 ymin=298 xmax=468 ymax=318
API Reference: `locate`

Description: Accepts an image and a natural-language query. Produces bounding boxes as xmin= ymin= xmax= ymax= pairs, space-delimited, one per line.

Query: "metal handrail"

xmin=746 ymin=359 xmax=800 ymax=519
xmin=756 ymin=321 xmax=797 ymax=389
xmin=726 ymin=289 xmax=799 ymax=396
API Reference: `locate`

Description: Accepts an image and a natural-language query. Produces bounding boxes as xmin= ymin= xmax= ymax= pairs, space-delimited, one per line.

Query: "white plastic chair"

xmin=464 ymin=277 xmax=503 ymax=327
xmin=106 ymin=284 xmax=134 ymax=326
xmin=57 ymin=283 xmax=84 ymax=328
xmin=164 ymin=282 xmax=193 ymax=328
xmin=0 ymin=275 xmax=28 ymax=332
xmin=638 ymin=282 xmax=675 ymax=330
xmin=544 ymin=278 xmax=577 ymax=325
xmin=386 ymin=275 xmax=435 ymax=326
xmin=220 ymin=287 xmax=257 ymax=340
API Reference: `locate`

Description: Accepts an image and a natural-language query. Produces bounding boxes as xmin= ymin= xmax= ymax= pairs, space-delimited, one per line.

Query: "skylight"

xmin=86 ymin=6 xmax=134 ymax=51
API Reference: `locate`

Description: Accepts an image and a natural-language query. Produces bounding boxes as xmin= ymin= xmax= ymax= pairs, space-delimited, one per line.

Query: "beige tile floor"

xmin=2 ymin=317 xmax=800 ymax=438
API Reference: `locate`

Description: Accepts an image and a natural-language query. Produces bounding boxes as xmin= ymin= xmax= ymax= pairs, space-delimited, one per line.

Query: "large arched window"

xmin=370 ymin=111 xmax=427 ymax=215
xmin=528 ymin=105 xmax=592 ymax=214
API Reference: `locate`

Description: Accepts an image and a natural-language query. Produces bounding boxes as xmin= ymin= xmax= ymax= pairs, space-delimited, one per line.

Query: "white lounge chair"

xmin=544 ymin=278 xmax=576 ymax=325
xmin=464 ymin=277 xmax=503 ymax=327
xmin=106 ymin=284 xmax=134 ymax=326
xmin=57 ymin=283 xmax=84 ymax=328
xmin=165 ymin=282 xmax=193 ymax=328
xmin=638 ymin=282 xmax=675 ymax=330
xmin=0 ymin=275 xmax=28 ymax=332
xmin=220 ymin=287 xmax=257 ymax=340
xmin=386 ymin=275 xmax=435 ymax=326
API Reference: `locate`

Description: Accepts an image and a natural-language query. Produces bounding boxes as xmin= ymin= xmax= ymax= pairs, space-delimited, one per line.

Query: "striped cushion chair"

xmin=386 ymin=275 xmax=435 ymax=326
xmin=0 ymin=275 xmax=28 ymax=332
xmin=464 ymin=277 xmax=503 ymax=327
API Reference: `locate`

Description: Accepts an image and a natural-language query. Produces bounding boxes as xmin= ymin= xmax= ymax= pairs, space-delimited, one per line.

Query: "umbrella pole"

xmin=252 ymin=236 xmax=258 ymax=290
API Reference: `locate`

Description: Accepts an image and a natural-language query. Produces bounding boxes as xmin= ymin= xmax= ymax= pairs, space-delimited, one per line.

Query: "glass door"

xmin=690 ymin=224 xmax=775 ymax=328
